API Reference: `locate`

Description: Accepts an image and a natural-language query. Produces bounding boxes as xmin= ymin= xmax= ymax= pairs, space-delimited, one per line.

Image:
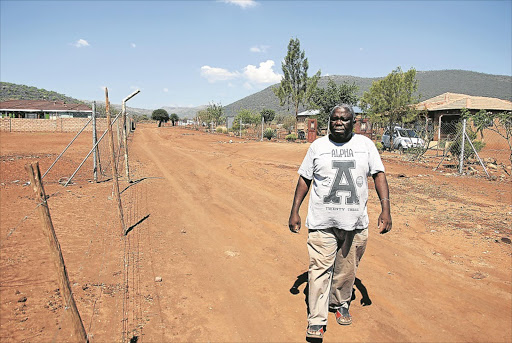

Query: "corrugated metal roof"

xmin=0 ymin=100 xmax=92 ymax=112
xmin=297 ymin=109 xmax=320 ymax=117
xmin=416 ymin=92 xmax=512 ymax=111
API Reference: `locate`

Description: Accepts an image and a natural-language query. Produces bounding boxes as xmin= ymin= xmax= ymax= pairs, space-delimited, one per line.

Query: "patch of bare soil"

xmin=1 ymin=126 xmax=510 ymax=342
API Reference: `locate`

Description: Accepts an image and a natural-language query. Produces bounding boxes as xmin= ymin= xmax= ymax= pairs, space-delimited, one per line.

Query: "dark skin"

xmin=288 ymin=107 xmax=392 ymax=234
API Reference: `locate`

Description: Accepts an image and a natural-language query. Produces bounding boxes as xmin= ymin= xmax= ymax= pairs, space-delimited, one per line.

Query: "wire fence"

xmin=376 ymin=118 xmax=511 ymax=179
xmin=0 ymin=94 xmax=148 ymax=342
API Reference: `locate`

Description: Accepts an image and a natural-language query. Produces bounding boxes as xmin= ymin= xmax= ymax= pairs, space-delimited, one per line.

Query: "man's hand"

xmin=377 ymin=211 xmax=392 ymax=234
xmin=289 ymin=212 xmax=301 ymax=233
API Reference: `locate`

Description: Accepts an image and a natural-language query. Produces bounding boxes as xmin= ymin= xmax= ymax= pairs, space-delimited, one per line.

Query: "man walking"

xmin=288 ymin=104 xmax=392 ymax=340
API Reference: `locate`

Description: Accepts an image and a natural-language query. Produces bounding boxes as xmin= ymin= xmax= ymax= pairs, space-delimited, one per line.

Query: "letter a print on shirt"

xmin=323 ymin=160 xmax=360 ymax=205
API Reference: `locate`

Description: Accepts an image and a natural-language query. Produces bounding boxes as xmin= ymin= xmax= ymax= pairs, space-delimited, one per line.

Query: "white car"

xmin=381 ymin=127 xmax=425 ymax=151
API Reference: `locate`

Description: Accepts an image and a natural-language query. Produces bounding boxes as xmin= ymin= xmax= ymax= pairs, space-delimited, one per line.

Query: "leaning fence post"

xmin=92 ymin=101 xmax=98 ymax=183
xmin=105 ymin=88 xmax=126 ymax=234
xmin=24 ymin=162 xmax=88 ymax=343
xmin=459 ymin=119 xmax=467 ymax=174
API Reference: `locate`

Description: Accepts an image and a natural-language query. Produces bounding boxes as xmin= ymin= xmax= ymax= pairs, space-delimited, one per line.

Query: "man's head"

xmin=329 ymin=104 xmax=355 ymax=142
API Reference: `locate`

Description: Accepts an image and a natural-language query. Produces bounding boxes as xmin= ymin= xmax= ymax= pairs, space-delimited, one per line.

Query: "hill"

xmin=0 ymin=82 xmax=84 ymax=104
xmin=223 ymin=70 xmax=512 ymax=117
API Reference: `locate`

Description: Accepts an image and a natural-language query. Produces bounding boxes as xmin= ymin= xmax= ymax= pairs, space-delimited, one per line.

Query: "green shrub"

xmin=448 ymin=122 xmax=485 ymax=159
xmin=263 ymin=128 xmax=276 ymax=140
xmin=286 ymin=133 xmax=298 ymax=141
xmin=375 ymin=141 xmax=383 ymax=152
xmin=216 ymin=127 xmax=224 ymax=133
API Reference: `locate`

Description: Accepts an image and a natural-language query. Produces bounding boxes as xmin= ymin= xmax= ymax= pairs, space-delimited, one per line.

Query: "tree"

xmin=170 ymin=113 xmax=179 ymax=126
xmin=360 ymin=67 xmax=420 ymax=148
xmin=206 ymin=102 xmax=225 ymax=126
xmin=260 ymin=109 xmax=276 ymax=123
xmin=195 ymin=109 xmax=209 ymax=126
xmin=232 ymin=109 xmax=260 ymax=131
xmin=152 ymin=109 xmax=169 ymax=127
xmin=273 ymin=38 xmax=321 ymax=120
xmin=308 ymin=78 xmax=359 ymax=128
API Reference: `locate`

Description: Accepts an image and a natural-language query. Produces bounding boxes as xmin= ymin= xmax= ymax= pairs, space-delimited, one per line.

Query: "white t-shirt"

xmin=298 ymin=134 xmax=385 ymax=231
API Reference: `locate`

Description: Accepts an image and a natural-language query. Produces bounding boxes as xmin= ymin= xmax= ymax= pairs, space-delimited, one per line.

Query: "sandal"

xmin=335 ymin=307 xmax=352 ymax=325
xmin=306 ymin=325 xmax=324 ymax=339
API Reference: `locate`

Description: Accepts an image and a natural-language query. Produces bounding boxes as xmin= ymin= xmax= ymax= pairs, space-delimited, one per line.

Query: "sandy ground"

xmin=0 ymin=125 xmax=511 ymax=343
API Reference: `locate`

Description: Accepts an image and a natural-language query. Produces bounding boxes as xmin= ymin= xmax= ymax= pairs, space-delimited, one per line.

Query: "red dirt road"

xmin=1 ymin=125 xmax=511 ymax=342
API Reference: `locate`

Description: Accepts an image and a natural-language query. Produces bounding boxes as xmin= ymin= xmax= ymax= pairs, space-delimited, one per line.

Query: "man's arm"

xmin=288 ymin=175 xmax=312 ymax=233
xmin=372 ymin=171 xmax=392 ymax=234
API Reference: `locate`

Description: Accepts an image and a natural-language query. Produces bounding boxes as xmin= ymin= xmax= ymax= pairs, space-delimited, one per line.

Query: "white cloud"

xmin=250 ymin=45 xmax=269 ymax=53
xmin=359 ymin=47 xmax=364 ymax=51
xmin=200 ymin=66 xmax=240 ymax=83
xmin=243 ymin=60 xmax=282 ymax=84
xmin=131 ymin=43 xmax=136 ymax=48
xmin=73 ymin=39 xmax=90 ymax=48
xmin=218 ymin=0 xmax=258 ymax=9
xmin=163 ymin=88 xmax=169 ymax=92
xmin=200 ymin=60 xmax=281 ymax=86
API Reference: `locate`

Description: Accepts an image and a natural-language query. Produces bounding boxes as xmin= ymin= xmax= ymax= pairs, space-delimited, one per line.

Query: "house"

xmin=415 ymin=92 xmax=512 ymax=140
xmin=0 ymin=100 xmax=92 ymax=119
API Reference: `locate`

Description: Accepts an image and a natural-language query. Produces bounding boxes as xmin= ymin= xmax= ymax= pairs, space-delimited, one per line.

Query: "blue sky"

xmin=1 ymin=0 xmax=511 ymax=110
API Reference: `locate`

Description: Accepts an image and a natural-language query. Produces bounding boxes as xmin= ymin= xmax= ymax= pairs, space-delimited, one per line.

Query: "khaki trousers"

xmin=307 ymin=227 xmax=368 ymax=326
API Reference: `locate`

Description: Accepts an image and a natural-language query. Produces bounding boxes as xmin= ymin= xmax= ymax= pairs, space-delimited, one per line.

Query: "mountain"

xmin=223 ymin=70 xmax=512 ymax=117
xmin=162 ymin=105 xmax=207 ymax=119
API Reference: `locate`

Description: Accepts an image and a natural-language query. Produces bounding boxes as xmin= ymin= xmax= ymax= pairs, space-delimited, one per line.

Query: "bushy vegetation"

xmin=232 ymin=109 xmax=261 ymax=131
xmin=285 ymin=133 xmax=297 ymax=141
xmin=263 ymin=128 xmax=276 ymax=140
xmin=375 ymin=141 xmax=384 ymax=152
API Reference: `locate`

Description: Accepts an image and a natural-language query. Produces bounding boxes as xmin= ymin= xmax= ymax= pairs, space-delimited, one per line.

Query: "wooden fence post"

xmin=24 ymin=162 xmax=88 ymax=343
xmin=105 ymin=88 xmax=126 ymax=234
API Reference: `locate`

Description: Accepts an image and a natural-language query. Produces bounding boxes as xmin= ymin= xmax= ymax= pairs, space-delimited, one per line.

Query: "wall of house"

xmin=0 ymin=117 xmax=111 ymax=133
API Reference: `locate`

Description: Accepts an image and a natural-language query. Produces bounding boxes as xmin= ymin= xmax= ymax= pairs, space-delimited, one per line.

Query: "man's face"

xmin=329 ymin=108 xmax=354 ymax=140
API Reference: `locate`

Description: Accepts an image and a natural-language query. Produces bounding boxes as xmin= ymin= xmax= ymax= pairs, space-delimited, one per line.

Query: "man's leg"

xmin=329 ymin=228 xmax=368 ymax=310
xmin=307 ymin=228 xmax=338 ymax=327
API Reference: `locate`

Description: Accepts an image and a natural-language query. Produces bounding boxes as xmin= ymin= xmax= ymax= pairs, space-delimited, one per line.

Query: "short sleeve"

xmin=368 ymin=139 xmax=385 ymax=175
xmin=298 ymin=145 xmax=315 ymax=180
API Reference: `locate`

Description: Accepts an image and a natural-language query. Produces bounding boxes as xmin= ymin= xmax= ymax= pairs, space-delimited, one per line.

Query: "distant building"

xmin=0 ymin=100 xmax=92 ymax=119
xmin=415 ymin=92 xmax=512 ymax=140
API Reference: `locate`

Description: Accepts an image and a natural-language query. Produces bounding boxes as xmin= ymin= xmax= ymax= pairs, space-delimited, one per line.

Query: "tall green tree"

xmin=152 ymin=108 xmax=169 ymax=127
xmin=308 ymin=79 xmax=359 ymax=128
xmin=170 ymin=113 xmax=179 ymax=126
xmin=206 ymin=102 xmax=225 ymax=126
xmin=260 ymin=109 xmax=276 ymax=123
xmin=360 ymin=67 xmax=420 ymax=145
xmin=273 ymin=38 xmax=321 ymax=119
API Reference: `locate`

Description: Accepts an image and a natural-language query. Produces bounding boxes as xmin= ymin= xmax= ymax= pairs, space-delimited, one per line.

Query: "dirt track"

xmin=1 ymin=125 xmax=511 ymax=342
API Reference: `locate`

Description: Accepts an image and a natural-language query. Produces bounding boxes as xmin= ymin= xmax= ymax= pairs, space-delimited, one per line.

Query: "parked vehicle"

xmin=381 ymin=126 xmax=425 ymax=151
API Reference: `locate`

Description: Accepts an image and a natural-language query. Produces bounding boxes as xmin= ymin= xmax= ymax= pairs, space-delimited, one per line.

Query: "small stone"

xmin=155 ymin=276 xmax=162 ymax=282
xmin=501 ymin=237 xmax=511 ymax=244
xmin=487 ymin=163 xmax=498 ymax=170
xmin=18 ymin=296 xmax=27 ymax=303
xmin=471 ymin=272 xmax=486 ymax=280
